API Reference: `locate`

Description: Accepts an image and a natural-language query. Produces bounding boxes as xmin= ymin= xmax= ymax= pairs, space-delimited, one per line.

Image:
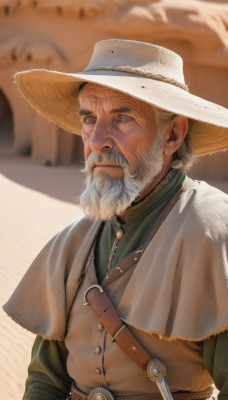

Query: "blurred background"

xmin=0 ymin=0 xmax=228 ymax=178
xmin=0 ymin=1 xmax=227 ymax=399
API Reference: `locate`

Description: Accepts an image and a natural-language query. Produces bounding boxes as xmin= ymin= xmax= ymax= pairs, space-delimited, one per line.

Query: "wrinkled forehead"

xmin=79 ymin=82 xmax=132 ymax=100
xmin=78 ymin=82 xmax=155 ymax=115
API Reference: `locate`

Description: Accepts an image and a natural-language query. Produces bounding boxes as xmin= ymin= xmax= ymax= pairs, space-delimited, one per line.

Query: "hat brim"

xmin=15 ymin=69 xmax=228 ymax=156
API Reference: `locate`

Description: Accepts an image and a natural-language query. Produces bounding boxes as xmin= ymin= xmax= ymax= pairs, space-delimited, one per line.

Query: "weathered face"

xmin=78 ymin=83 xmax=166 ymax=220
xmin=78 ymin=83 xmax=160 ymax=178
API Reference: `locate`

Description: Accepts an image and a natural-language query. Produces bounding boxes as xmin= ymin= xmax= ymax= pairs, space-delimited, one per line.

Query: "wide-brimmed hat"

xmin=15 ymin=39 xmax=228 ymax=156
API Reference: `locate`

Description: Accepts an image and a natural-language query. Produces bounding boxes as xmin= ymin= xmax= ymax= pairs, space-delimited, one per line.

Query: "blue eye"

xmin=84 ymin=116 xmax=96 ymax=125
xmin=118 ymin=116 xmax=131 ymax=123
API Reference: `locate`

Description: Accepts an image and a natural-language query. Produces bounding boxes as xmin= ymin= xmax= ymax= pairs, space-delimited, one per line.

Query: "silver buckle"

xmin=83 ymin=284 xmax=104 ymax=305
xmin=87 ymin=387 xmax=115 ymax=400
xmin=147 ymin=358 xmax=173 ymax=400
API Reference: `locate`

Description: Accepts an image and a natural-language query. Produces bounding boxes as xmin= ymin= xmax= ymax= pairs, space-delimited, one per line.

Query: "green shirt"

xmin=95 ymin=169 xmax=188 ymax=281
xmin=23 ymin=170 xmax=228 ymax=399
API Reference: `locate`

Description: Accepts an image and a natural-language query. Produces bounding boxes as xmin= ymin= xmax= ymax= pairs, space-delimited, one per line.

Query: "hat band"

xmin=86 ymin=65 xmax=189 ymax=91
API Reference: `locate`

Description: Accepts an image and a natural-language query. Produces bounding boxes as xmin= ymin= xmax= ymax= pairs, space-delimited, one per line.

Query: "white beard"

xmin=80 ymin=134 xmax=164 ymax=220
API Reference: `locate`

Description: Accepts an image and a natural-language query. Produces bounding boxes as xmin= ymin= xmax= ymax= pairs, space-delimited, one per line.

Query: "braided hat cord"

xmin=87 ymin=65 xmax=189 ymax=92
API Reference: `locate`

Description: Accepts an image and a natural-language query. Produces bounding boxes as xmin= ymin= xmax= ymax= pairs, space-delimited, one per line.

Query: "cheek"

xmin=121 ymin=150 xmax=141 ymax=175
xmin=115 ymin=136 xmax=141 ymax=168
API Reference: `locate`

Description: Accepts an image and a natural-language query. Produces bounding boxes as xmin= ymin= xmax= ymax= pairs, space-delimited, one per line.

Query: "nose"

xmin=89 ymin=117 xmax=114 ymax=153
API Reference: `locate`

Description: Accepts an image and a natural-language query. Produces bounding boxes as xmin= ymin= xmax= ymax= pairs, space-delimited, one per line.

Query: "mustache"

xmin=82 ymin=151 xmax=129 ymax=174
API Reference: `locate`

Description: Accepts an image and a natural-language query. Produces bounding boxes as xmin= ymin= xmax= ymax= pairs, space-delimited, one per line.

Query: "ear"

xmin=163 ymin=116 xmax=188 ymax=156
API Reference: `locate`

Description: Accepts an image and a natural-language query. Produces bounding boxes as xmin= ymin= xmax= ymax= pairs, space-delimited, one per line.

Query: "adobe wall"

xmin=0 ymin=0 xmax=227 ymax=178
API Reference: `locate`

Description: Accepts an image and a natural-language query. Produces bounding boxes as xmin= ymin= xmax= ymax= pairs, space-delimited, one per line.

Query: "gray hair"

xmin=154 ymin=108 xmax=195 ymax=172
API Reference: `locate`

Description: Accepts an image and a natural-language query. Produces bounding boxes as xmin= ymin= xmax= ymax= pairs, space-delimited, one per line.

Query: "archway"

xmin=0 ymin=90 xmax=14 ymax=151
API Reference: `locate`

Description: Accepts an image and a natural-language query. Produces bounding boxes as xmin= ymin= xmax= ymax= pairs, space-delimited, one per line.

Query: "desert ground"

xmin=1 ymin=153 xmax=226 ymax=400
xmin=1 ymin=154 xmax=84 ymax=399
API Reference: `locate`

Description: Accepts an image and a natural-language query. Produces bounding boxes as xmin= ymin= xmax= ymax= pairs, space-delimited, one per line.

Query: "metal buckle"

xmin=83 ymin=284 xmax=104 ymax=305
xmin=87 ymin=387 xmax=115 ymax=400
xmin=147 ymin=358 xmax=173 ymax=400
xmin=147 ymin=358 xmax=166 ymax=382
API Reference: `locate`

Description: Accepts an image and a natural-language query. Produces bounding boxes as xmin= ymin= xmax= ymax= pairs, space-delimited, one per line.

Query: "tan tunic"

xmin=3 ymin=181 xmax=228 ymax=395
xmin=66 ymin=248 xmax=213 ymax=395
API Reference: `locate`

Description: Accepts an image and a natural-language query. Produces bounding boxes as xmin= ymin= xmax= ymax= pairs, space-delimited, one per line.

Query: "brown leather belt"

xmin=69 ymin=383 xmax=214 ymax=400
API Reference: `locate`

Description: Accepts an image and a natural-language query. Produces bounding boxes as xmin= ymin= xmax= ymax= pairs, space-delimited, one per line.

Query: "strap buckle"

xmin=83 ymin=284 xmax=104 ymax=305
xmin=87 ymin=387 xmax=115 ymax=400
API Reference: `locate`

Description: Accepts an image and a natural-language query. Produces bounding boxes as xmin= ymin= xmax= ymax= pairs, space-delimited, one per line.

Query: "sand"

xmin=1 ymin=154 xmax=83 ymax=399
xmin=1 ymin=154 xmax=225 ymax=399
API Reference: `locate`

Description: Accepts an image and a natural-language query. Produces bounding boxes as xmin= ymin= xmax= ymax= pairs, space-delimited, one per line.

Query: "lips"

xmin=92 ymin=163 xmax=123 ymax=178
xmin=93 ymin=163 xmax=121 ymax=169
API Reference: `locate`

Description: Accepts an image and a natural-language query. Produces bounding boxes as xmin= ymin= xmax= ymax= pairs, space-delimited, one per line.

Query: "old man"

xmin=3 ymin=39 xmax=228 ymax=400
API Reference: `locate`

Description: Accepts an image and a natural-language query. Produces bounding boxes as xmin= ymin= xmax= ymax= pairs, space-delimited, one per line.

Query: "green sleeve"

xmin=23 ymin=335 xmax=72 ymax=400
xmin=201 ymin=331 xmax=228 ymax=400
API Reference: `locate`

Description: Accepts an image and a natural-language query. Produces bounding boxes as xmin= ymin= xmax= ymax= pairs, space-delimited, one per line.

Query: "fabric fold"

xmin=117 ymin=182 xmax=228 ymax=341
xmin=3 ymin=217 xmax=101 ymax=340
xmin=3 ymin=181 xmax=228 ymax=342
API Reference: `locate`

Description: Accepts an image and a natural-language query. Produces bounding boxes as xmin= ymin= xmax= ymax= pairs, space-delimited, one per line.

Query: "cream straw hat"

xmin=15 ymin=39 xmax=228 ymax=156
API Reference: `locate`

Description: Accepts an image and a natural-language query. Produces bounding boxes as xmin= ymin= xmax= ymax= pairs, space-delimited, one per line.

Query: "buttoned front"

xmin=66 ymin=267 xmax=108 ymax=389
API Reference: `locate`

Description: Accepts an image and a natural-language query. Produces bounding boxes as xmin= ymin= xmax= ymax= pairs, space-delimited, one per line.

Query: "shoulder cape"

xmin=3 ymin=181 xmax=228 ymax=341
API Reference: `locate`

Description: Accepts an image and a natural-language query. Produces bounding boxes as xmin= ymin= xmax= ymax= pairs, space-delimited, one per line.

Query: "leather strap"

xmin=82 ymin=286 xmax=214 ymax=400
xmin=85 ymin=285 xmax=150 ymax=370
xmin=69 ymin=383 xmax=214 ymax=400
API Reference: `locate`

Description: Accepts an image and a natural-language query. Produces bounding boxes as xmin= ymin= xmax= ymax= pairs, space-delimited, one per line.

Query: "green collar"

xmin=113 ymin=169 xmax=187 ymax=228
